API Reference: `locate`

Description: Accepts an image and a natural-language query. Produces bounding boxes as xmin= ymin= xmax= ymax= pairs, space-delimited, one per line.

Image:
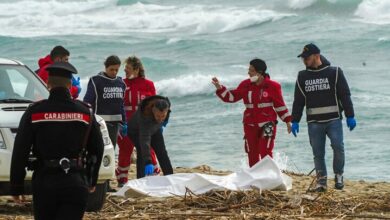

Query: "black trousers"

xmin=106 ymin=121 xmax=120 ymax=149
xmin=130 ymin=131 xmax=173 ymax=178
xmin=32 ymin=171 xmax=89 ymax=220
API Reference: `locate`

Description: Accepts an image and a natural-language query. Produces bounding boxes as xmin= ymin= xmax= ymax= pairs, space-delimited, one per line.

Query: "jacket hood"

xmin=320 ymin=55 xmax=331 ymax=66
xmin=307 ymin=55 xmax=331 ymax=71
xmin=38 ymin=54 xmax=53 ymax=68
xmin=99 ymin=71 xmax=119 ymax=79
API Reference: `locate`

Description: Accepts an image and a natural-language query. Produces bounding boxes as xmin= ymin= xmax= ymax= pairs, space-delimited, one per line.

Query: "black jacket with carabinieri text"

xmin=10 ymin=87 xmax=104 ymax=195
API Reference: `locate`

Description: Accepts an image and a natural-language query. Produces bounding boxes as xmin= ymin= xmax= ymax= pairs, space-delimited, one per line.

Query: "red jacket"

xmin=216 ymin=76 xmax=291 ymax=125
xmin=123 ymin=77 xmax=156 ymax=119
xmin=37 ymin=55 xmax=80 ymax=99
xmin=37 ymin=55 xmax=52 ymax=84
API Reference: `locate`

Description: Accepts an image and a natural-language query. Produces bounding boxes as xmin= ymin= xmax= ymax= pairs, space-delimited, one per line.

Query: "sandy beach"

xmin=0 ymin=164 xmax=389 ymax=220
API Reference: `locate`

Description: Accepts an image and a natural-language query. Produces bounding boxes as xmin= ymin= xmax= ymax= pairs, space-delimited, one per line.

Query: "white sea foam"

xmin=354 ymin=0 xmax=390 ymax=25
xmin=154 ymin=72 xmax=293 ymax=98
xmin=284 ymin=0 xmax=342 ymax=10
xmin=287 ymin=0 xmax=318 ymax=9
xmin=378 ymin=37 xmax=389 ymax=42
xmin=0 ymin=0 xmax=293 ymax=37
xmin=155 ymin=73 xmax=244 ymax=97
xmin=166 ymin=38 xmax=181 ymax=45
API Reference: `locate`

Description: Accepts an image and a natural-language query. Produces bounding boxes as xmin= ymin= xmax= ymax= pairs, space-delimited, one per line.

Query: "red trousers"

xmin=243 ymin=123 xmax=277 ymax=167
xmin=116 ymin=134 xmax=158 ymax=183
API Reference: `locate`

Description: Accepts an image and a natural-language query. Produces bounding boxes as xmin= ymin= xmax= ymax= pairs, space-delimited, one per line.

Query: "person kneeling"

xmin=127 ymin=95 xmax=173 ymax=178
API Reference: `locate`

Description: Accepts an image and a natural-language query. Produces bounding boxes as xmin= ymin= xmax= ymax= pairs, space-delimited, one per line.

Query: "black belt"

xmin=44 ymin=157 xmax=83 ymax=174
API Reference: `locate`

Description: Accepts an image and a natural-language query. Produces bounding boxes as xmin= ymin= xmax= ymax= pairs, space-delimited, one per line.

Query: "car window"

xmin=0 ymin=65 xmax=49 ymax=102
xmin=8 ymin=69 xmax=28 ymax=96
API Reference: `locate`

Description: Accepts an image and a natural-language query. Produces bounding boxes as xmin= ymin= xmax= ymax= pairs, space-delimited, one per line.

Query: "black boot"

xmin=107 ymin=180 xmax=117 ymax=192
xmin=335 ymin=174 xmax=344 ymax=190
xmin=309 ymin=184 xmax=327 ymax=193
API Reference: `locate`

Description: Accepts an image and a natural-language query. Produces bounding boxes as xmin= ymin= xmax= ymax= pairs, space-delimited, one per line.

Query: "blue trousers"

xmin=308 ymin=119 xmax=344 ymax=185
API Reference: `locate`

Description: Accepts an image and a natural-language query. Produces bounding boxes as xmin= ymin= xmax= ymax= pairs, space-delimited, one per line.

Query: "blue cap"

xmin=297 ymin=43 xmax=320 ymax=58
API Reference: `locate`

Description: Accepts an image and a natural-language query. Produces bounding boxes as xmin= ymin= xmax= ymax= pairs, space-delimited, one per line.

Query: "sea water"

xmin=0 ymin=0 xmax=389 ymax=181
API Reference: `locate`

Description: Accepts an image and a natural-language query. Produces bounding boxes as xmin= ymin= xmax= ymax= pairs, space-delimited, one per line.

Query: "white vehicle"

xmin=0 ymin=58 xmax=115 ymax=211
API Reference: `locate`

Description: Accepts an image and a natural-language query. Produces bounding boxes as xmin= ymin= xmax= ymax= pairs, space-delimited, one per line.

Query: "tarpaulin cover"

xmin=115 ymin=156 xmax=292 ymax=198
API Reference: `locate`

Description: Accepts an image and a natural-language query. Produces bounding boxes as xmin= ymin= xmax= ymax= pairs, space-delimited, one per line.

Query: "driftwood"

xmin=1 ymin=170 xmax=390 ymax=219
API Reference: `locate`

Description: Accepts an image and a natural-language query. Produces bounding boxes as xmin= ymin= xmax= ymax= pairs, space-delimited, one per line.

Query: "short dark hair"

xmin=249 ymin=58 xmax=267 ymax=74
xmin=50 ymin=46 xmax=70 ymax=60
xmin=104 ymin=55 xmax=121 ymax=68
xmin=154 ymin=99 xmax=170 ymax=111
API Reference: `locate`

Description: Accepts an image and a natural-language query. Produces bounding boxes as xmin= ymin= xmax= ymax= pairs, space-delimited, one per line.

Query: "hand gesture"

xmin=211 ymin=77 xmax=222 ymax=90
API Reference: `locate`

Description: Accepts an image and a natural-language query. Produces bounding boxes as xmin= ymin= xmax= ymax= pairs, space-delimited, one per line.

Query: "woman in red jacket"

xmin=212 ymin=58 xmax=292 ymax=167
xmin=116 ymin=56 xmax=159 ymax=186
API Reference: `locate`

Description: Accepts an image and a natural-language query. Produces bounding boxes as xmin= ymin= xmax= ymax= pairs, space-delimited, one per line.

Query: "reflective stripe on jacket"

xmin=216 ymin=77 xmax=291 ymax=125
xmin=292 ymin=65 xmax=354 ymax=123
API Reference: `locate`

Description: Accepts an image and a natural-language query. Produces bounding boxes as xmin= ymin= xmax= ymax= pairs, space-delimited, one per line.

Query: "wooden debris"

xmin=0 ymin=170 xmax=390 ymax=219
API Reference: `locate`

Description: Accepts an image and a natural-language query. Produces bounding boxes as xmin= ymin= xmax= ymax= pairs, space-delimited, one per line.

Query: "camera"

xmin=262 ymin=122 xmax=274 ymax=137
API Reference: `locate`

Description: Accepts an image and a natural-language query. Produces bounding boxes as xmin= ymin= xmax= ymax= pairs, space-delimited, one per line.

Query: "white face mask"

xmin=250 ymin=75 xmax=259 ymax=83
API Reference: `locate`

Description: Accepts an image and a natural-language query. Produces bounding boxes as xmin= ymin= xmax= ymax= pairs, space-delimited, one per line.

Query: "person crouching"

xmin=127 ymin=95 xmax=173 ymax=178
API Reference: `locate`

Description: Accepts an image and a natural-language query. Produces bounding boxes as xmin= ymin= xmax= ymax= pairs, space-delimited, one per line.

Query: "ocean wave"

xmin=378 ymin=37 xmax=389 ymax=42
xmin=155 ymin=73 xmax=244 ymax=97
xmin=286 ymin=0 xmax=318 ymax=10
xmin=193 ymin=8 xmax=291 ymax=34
xmin=154 ymin=72 xmax=294 ymax=98
xmin=0 ymin=0 xmax=293 ymax=37
xmin=166 ymin=38 xmax=182 ymax=45
xmin=270 ymin=0 xmax=362 ymax=13
xmin=354 ymin=0 xmax=390 ymax=25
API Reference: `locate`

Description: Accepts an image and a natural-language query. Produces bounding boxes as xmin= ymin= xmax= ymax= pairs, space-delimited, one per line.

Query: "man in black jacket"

xmin=291 ymin=43 xmax=356 ymax=192
xmin=127 ymin=95 xmax=173 ymax=179
xmin=10 ymin=62 xmax=104 ymax=220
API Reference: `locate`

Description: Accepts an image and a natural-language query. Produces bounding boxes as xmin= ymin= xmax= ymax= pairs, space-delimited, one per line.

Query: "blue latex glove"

xmin=144 ymin=164 xmax=154 ymax=176
xmin=72 ymin=76 xmax=82 ymax=95
xmin=72 ymin=76 xmax=80 ymax=86
xmin=346 ymin=117 xmax=356 ymax=131
xmin=291 ymin=122 xmax=299 ymax=137
xmin=120 ymin=123 xmax=128 ymax=136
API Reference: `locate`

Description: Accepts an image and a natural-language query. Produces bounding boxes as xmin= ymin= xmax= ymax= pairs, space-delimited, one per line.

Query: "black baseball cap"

xmin=297 ymin=43 xmax=320 ymax=58
xmin=46 ymin=62 xmax=78 ymax=79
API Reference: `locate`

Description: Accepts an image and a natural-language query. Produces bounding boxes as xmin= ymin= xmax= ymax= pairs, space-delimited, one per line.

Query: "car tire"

xmin=86 ymin=180 xmax=108 ymax=212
